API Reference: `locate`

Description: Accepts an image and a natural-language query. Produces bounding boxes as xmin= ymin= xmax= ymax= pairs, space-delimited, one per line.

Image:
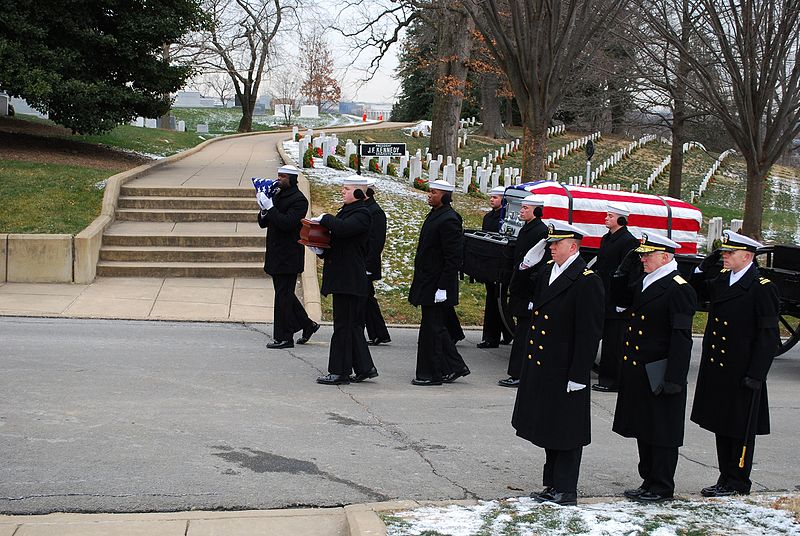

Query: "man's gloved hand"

xmin=567 ymin=381 xmax=586 ymax=392
xmin=521 ymin=239 xmax=546 ymax=269
xmin=256 ymin=191 xmax=273 ymax=211
xmin=307 ymin=246 xmax=323 ymax=255
xmin=527 ymin=301 xmax=534 ymax=311
xmin=434 ymin=289 xmax=447 ymax=303
xmin=661 ymin=381 xmax=683 ymax=395
xmin=698 ymin=249 xmax=722 ymax=272
xmin=615 ymin=249 xmax=642 ymax=277
xmin=741 ymin=376 xmax=763 ymax=390
xmin=309 ymin=214 xmax=325 ymax=223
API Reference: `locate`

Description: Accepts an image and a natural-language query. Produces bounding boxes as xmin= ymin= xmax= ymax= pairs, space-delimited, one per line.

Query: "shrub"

xmin=303 ymin=147 xmax=315 ymax=168
xmin=327 ymin=155 xmax=346 ymax=170
xmin=403 ymin=167 xmax=410 ymax=178
xmin=294 ymin=132 xmax=301 ymax=142
xmin=348 ymin=153 xmax=359 ymax=169
xmin=335 ymin=144 xmax=345 ymax=156
xmin=413 ymin=177 xmax=430 ymax=191
xmin=387 ymin=162 xmax=397 ymax=176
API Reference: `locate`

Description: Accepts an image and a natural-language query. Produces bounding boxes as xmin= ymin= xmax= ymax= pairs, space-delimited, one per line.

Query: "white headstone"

xmin=444 ymin=163 xmax=456 ymax=185
xmin=134 ymin=117 xmax=145 ymax=127
xmin=177 ymin=120 xmax=186 ymax=132
xmin=429 ymin=160 xmax=440 ymax=181
xmin=478 ymin=167 xmax=488 ymax=192
xmin=299 ymin=105 xmax=319 ymax=118
xmin=292 ymin=126 xmax=299 ymax=139
xmin=410 ymin=156 xmax=422 ymax=184
xmin=195 ymin=123 xmax=208 ymax=133
xmin=146 ymin=118 xmax=158 ymax=129
xmin=463 ymin=166 xmax=472 ymax=193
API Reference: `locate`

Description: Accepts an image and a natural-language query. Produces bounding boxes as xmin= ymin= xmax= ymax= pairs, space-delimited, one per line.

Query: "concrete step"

xmin=103 ymin=234 xmax=264 ymax=248
xmin=100 ymin=246 xmax=264 ymax=263
xmin=120 ymin=186 xmax=254 ymax=198
xmin=95 ymin=261 xmax=264 ymax=278
xmin=115 ymin=208 xmax=254 ymax=222
xmin=118 ymin=196 xmax=258 ymax=210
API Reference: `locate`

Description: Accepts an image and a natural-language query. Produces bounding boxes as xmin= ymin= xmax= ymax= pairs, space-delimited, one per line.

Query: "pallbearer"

xmin=363 ymin=178 xmax=391 ymax=346
xmin=690 ymin=230 xmax=780 ymax=497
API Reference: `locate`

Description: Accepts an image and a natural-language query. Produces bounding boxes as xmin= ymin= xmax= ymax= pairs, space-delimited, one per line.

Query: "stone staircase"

xmin=96 ymin=186 xmax=265 ymax=277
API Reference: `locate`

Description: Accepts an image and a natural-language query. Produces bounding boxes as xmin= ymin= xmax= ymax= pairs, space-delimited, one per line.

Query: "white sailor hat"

xmin=342 ymin=175 xmax=369 ymax=186
xmin=429 ymin=179 xmax=455 ymax=192
xmin=606 ymin=201 xmax=630 ymax=217
xmin=365 ymin=177 xmax=377 ymax=187
xmin=489 ymin=186 xmax=506 ymax=196
xmin=545 ymin=220 xmax=584 ymax=242
xmin=277 ymin=164 xmax=300 ymax=175
xmin=719 ymin=230 xmax=762 ymax=252
xmin=635 ymin=231 xmax=680 ymax=254
xmin=520 ymin=194 xmax=545 ymax=207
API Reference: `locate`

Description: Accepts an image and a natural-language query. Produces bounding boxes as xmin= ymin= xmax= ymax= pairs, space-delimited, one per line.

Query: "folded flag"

xmin=251 ymin=177 xmax=280 ymax=198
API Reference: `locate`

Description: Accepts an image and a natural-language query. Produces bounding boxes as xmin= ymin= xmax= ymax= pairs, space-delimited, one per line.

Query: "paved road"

xmin=1 ymin=316 xmax=798 ymax=514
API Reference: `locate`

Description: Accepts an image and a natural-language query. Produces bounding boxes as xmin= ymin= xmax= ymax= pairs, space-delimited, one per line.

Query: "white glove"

xmin=309 ymin=214 xmax=324 ymax=223
xmin=366 ymin=271 xmax=372 ymax=276
xmin=567 ymin=381 xmax=586 ymax=392
xmin=527 ymin=302 xmax=534 ymax=310
xmin=308 ymin=246 xmax=323 ymax=255
xmin=521 ymin=239 xmax=546 ymax=269
xmin=256 ymin=191 xmax=273 ymax=211
xmin=434 ymin=289 xmax=447 ymax=303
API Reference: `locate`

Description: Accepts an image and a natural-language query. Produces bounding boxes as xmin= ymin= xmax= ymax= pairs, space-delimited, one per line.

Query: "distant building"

xmin=173 ymin=91 xmax=217 ymax=108
xmin=363 ymin=103 xmax=392 ymax=121
xmin=339 ymin=101 xmax=363 ymax=116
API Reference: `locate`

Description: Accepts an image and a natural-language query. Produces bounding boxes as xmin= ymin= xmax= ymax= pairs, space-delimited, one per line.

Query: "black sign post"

xmin=585 ymin=140 xmax=595 ymax=161
xmin=357 ymin=139 xmax=361 ymax=175
xmin=585 ymin=140 xmax=595 ymax=185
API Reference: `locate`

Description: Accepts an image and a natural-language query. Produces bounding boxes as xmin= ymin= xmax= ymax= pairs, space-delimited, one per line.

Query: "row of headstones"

xmin=707 ymin=217 xmax=743 ymax=251
xmin=546 ymin=132 xmax=601 ymax=166
xmin=458 ymin=117 xmax=478 ymax=129
xmin=589 ymin=134 xmax=657 ymax=185
xmin=646 ymin=140 xmax=704 ymax=189
xmin=131 ymin=117 xmax=190 ymax=132
xmin=547 ymin=124 xmax=566 ymax=137
xmin=480 ymin=139 xmax=522 ymax=165
xmin=564 ymin=177 xmax=625 ymax=190
xmin=694 ymin=149 xmax=736 ymax=200
xmin=296 ymin=128 xmax=340 ymax=166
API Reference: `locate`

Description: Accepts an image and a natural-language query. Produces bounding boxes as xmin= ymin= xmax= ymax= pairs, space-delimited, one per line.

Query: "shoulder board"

xmin=760 ymin=277 xmax=771 ymax=285
xmin=547 ymin=260 xmax=554 ymax=264
xmin=583 ymin=269 xmax=594 ymax=276
xmin=720 ymin=268 xmax=730 ymax=273
xmin=673 ymin=274 xmax=687 ymax=285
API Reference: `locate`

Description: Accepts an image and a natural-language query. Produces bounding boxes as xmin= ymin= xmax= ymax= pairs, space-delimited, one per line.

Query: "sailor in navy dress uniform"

xmin=498 ymin=194 xmax=550 ymax=388
xmin=307 ymin=176 xmax=377 ymax=385
xmin=593 ymin=202 xmax=640 ymax=392
xmin=478 ymin=185 xmax=514 ymax=349
xmin=363 ymin=177 xmax=391 ymax=346
xmin=690 ymin=230 xmax=780 ymax=497
xmin=610 ymin=232 xmax=697 ymax=502
xmin=408 ymin=180 xmax=470 ymax=386
xmin=511 ymin=221 xmax=604 ymax=506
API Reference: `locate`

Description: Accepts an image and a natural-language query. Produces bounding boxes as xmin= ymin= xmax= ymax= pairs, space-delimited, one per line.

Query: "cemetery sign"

xmin=360 ymin=143 xmax=406 ymax=157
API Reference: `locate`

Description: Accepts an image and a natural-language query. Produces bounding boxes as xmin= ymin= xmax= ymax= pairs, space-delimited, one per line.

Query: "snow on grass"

xmin=384 ymin=495 xmax=800 ymax=536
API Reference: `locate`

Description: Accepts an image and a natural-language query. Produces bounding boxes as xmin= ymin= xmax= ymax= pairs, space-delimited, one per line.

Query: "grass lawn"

xmin=0 ymin=161 xmax=114 ymax=234
xmin=75 ymin=124 xmax=213 ymax=156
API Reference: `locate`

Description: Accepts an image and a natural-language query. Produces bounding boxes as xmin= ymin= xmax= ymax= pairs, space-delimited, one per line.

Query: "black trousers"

xmin=444 ymin=306 xmax=465 ymax=342
xmin=328 ymin=294 xmax=374 ymax=376
xmin=482 ymin=283 xmax=513 ymax=344
xmin=365 ymin=280 xmax=390 ymax=341
xmin=507 ymin=314 xmax=530 ymax=378
xmin=637 ymin=440 xmax=679 ymax=496
xmin=416 ymin=305 xmax=468 ymax=381
xmin=597 ymin=316 xmax=625 ymax=388
xmin=272 ymin=273 xmax=311 ymax=341
xmin=715 ymin=433 xmax=755 ymax=494
xmin=543 ymin=447 xmax=583 ymax=494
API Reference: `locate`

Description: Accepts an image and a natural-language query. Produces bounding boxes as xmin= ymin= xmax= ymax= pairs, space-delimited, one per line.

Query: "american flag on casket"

xmin=505 ymin=182 xmax=703 ymax=254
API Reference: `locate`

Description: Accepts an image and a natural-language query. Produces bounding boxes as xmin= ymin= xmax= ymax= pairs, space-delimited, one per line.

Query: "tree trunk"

xmin=667 ymin=102 xmax=686 ymax=199
xmin=742 ymin=162 xmax=766 ymax=240
xmin=504 ymin=97 xmax=514 ymax=127
xmin=429 ymin=7 xmax=474 ymax=158
xmin=476 ymin=73 xmax=508 ymax=138
xmin=521 ymin=115 xmax=548 ymax=181
xmin=238 ymin=92 xmax=255 ymax=132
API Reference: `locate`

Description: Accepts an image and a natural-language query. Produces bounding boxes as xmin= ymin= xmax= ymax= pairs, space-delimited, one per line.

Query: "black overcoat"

xmin=482 ymin=207 xmax=503 ymax=232
xmin=511 ymin=256 xmax=604 ymax=450
xmin=318 ymin=201 xmax=371 ymax=297
xmin=364 ymin=197 xmax=387 ymax=281
xmin=690 ymin=264 xmax=780 ymax=437
xmin=257 ymin=184 xmax=308 ymax=275
xmin=408 ymin=205 xmax=463 ymax=307
xmin=508 ymin=218 xmax=549 ymax=316
xmin=611 ymin=270 xmax=697 ymax=447
xmin=595 ymin=227 xmax=639 ymax=315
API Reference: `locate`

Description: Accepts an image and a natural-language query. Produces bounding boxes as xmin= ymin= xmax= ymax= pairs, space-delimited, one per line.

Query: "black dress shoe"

xmin=623 ymin=486 xmax=647 ymax=499
xmin=266 ymin=339 xmax=294 ymax=349
xmin=701 ymin=484 xmax=739 ymax=497
xmin=411 ymin=378 xmax=442 ymax=386
xmin=350 ymin=367 xmax=379 ymax=382
xmin=316 ymin=373 xmax=350 ymax=385
xmin=476 ymin=340 xmax=499 ymax=349
xmin=636 ymin=491 xmax=673 ymax=502
xmin=498 ymin=377 xmax=520 ymax=388
xmin=700 ymin=484 xmax=722 ymax=497
xmin=442 ymin=367 xmax=471 ymax=383
xmin=530 ymin=486 xmax=556 ymax=500
xmin=296 ymin=321 xmax=320 ymax=345
xmin=367 ymin=336 xmax=391 ymax=346
xmin=591 ymin=383 xmax=618 ymax=393
xmin=534 ymin=491 xmax=577 ymax=506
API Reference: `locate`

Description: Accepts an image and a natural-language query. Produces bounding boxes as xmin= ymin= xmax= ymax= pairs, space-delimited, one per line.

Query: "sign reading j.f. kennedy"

xmin=359 ymin=143 xmax=406 ymax=157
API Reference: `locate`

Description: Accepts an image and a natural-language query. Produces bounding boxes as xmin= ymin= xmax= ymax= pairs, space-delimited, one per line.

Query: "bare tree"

xmin=186 ymin=0 xmax=291 ymax=132
xmin=462 ymin=0 xmax=630 ymax=180
xmin=196 ymin=73 xmax=236 ymax=107
xmin=270 ymin=68 xmax=302 ymax=124
xmin=650 ymin=0 xmax=800 ymax=238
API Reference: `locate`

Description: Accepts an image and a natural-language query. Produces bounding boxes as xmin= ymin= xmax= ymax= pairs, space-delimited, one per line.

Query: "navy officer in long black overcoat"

xmin=408 ymin=179 xmax=470 ymax=386
xmin=610 ymin=232 xmax=697 ymax=502
xmin=690 ymin=230 xmax=780 ymax=497
xmin=512 ymin=220 xmax=604 ymax=506
xmin=307 ymin=175 xmax=377 ymax=385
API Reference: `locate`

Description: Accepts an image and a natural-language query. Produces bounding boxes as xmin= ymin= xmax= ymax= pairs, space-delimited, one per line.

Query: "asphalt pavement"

xmin=1 ymin=316 xmax=799 ymax=517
